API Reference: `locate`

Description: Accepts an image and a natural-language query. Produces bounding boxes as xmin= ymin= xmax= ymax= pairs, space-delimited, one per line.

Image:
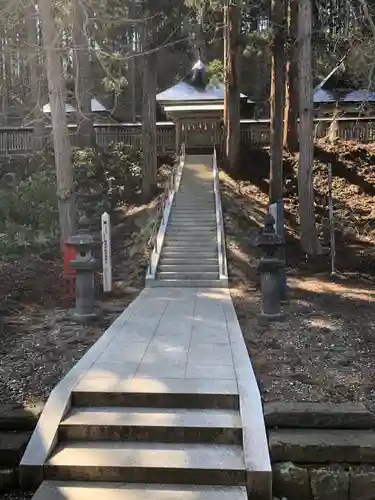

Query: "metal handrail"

xmin=213 ymin=147 xmax=228 ymax=280
xmin=147 ymin=143 xmax=185 ymax=268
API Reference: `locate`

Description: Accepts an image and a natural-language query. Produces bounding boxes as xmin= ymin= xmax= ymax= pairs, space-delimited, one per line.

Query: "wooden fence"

xmin=1 ymin=117 xmax=375 ymax=155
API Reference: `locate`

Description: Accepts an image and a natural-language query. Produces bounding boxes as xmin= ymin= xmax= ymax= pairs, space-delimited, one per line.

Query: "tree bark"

xmin=2 ymin=30 xmax=11 ymax=126
xmin=195 ymin=3 xmax=207 ymax=61
xmin=223 ymin=3 xmax=228 ymax=135
xmin=39 ymin=0 xmax=77 ymax=242
xmin=298 ymin=0 xmax=321 ymax=255
xmin=224 ymin=0 xmax=241 ymax=172
xmin=26 ymin=3 xmax=47 ymax=151
xmin=283 ymin=0 xmax=299 ymax=151
xmin=141 ymin=22 xmax=157 ymax=201
xmin=269 ymin=0 xmax=286 ymax=203
xmin=72 ymin=0 xmax=95 ymax=148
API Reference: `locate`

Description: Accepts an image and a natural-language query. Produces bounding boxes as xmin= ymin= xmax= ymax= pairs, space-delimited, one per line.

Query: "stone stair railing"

xmin=213 ymin=147 xmax=228 ymax=285
xmin=146 ymin=143 xmax=186 ymax=284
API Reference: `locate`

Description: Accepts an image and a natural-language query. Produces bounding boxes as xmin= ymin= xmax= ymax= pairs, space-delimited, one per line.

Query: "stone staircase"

xmin=32 ymin=380 xmax=248 ymax=500
xmin=151 ymin=154 xmax=227 ymax=287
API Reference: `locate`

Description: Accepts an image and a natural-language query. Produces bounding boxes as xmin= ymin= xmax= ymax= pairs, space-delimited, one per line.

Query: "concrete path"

xmin=77 ymin=287 xmax=235 ymax=384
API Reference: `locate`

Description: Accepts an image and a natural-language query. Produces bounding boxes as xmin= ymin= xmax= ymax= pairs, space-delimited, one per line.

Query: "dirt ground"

xmin=222 ymin=141 xmax=375 ymax=413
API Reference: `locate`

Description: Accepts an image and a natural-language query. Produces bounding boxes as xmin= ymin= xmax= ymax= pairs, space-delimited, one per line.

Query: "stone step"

xmin=32 ymin=481 xmax=248 ymax=500
xmin=169 ymin=218 xmax=216 ymax=223
xmin=171 ymin=211 xmax=215 ymax=215
xmin=168 ymin=223 xmax=216 ymax=229
xmin=173 ymin=204 xmax=215 ymax=208
xmin=165 ymin=238 xmax=217 ymax=244
xmin=164 ymin=239 xmax=217 ymax=245
xmin=162 ymin=247 xmax=218 ymax=254
xmin=264 ymin=402 xmax=375 ymax=430
xmin=176 ymin=194 xmax=214 ymax=198
xmin=158 ymin=265 xmax=219 ymax=273
xmin=157 ymin=272 xmax=219 ymax=280
xmin=72 ymin=378 xmax=239 ymax=409
xmin=160 ymin=258 xmax=218 ymax=265
xmin=165 ymin=236 xmax=217 ymax=241
xmin=59 ymin=407 xmax=242 ymax=444
xmin=168 ymin=224 xmax=216 ymax=228
xmin=175 ymin=192 xmax=214 ymax=196
xmin=161 ymin=253 xmax=218 ymax=260
xmin=162 ymin=248 xmax=218 ymax=254
xmin=168 ymin=221 xmax=216 ymax=226
xmin=45 ymin=442 xmax=246 ymax=485
xmin=0 ymin=431 xmax=31 ymax=467
xmin=167 ymin=228 xmax=217 ymax=233
xmin=269 ymin=428 xmax=375 ymax=463
xmin=167 ymin=228 xmax=217 ymax=234
xmin=175 ymin=197 xmax=214 ymax=201
xmin=175 ymin=200 xmax=215 ymax=205
xmin=173 ymin=203 xmax=215 ymax=208
xmin=173 ymin=208 xmax=215 ymax=213
xmin=178 ymin=186 xmax=214 ymax=189
xmin=152 ymin=279 xmax=227 ymax=288
xmin=171 ymin=215 xmax=215 ymax=220
xmin=163 ymin=241 xmax=217 ymax=246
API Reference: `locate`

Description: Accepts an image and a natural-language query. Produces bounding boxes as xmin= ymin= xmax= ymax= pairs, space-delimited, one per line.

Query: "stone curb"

xmin=264 ymin=402 xmax=375 ymax=430
xmin=273 ymin=462 xmax=375 ymax=500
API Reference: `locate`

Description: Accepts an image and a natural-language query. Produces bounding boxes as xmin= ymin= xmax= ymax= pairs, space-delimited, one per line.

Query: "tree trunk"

xmin=224 ymin=0 xmax=241 ymax=172
xmin=72 ymin=0 xmax=95 ymax=148
xmin=195 ymin=3 xmax=207 ymax=61
xmin=141 ymin=22 xmax=157 ymax=201
xmin=26 ymin=3 xmax=46 ymax=151
xmin=39 ymin=0 xmax=77 ymax=242
xmin=2 ymin=32 xmax=11 ymax=126
xmin=269 ymin=0 xmax=286 ymax=203
xmin=283 ymin=0 xmax=299 ymax=151
xmin=298 ymin=0 xmax=321 ymax=255
xmin=223 ymin=3 xmax=228 ymax=136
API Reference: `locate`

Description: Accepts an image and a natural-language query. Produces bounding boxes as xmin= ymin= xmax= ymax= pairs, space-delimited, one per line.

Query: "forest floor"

xmin=222 ymin=140 xmax=375 ymax=413
xmin=0 ymin=165 xmax=171 ymax=406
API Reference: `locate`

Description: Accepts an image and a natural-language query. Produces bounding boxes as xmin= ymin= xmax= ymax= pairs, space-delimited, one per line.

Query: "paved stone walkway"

xmin=75 ymin=287 xmax=237 ymax=390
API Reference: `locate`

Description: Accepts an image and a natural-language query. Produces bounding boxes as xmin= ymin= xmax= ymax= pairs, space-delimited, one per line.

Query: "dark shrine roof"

xmin=314 ymin=88 xmax=375 ymax=104
xmin=157 ymin=60 xmax=250 ymax=103
xmin=313 ymin=56 xmax=375 ymax=104
xmin=157 ymin=80 xmax=227 ymax=102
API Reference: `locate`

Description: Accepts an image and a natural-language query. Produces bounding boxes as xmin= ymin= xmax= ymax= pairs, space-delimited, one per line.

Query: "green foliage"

xmin=0 ymin=144 xmax=143 ymax=261
xmin=207 ymin=59 xmax=224 ymax=85
xmin=243 ymin=31 xmax=272 ymax=58
xmin=0 ymin=168 xmax=59 ymax=261
xmin=73 ymin=143 xmax=142 ymax=213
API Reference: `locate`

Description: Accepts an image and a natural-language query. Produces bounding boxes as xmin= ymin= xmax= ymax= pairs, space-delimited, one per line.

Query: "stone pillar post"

xmin=175 ymin=120 xmax=181 ymax=155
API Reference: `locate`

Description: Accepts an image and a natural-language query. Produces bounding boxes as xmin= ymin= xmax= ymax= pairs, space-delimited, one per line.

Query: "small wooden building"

xmin=43 ymin=98 xmax=118 ymax=123
xmin=314 ymin=58 xmax=375 ymax=117
xmin=157 ymin=60 xmax=254 ymax=151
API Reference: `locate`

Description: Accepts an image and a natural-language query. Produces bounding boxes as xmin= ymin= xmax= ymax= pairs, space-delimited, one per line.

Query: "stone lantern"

xmin=256 ymin=213 xmax=285 ymax=320
xmin=67 ymin=232 xmax=98 ymax=323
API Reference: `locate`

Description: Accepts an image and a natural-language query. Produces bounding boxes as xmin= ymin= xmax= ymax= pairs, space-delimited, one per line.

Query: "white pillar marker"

xmin=101 ymin=212 xmax=112 ymax=293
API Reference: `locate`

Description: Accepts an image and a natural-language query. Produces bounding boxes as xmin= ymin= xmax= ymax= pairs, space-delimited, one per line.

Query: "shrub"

xmin=73 ymin=143 xmax=142 ymax=212
xmin=0 ymin=167 xmax=59 ymax=261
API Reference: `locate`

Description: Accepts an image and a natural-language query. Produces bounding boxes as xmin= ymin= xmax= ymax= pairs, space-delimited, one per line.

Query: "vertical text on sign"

xmin=101 ymin=212 xmax=112 ymax=293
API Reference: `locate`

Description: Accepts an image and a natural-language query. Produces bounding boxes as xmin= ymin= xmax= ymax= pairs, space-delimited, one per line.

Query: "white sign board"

xmin=101 ymin=212 xmax=112 ymax=293
xmin=268 ymin=203 xmax=278 ymax=233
